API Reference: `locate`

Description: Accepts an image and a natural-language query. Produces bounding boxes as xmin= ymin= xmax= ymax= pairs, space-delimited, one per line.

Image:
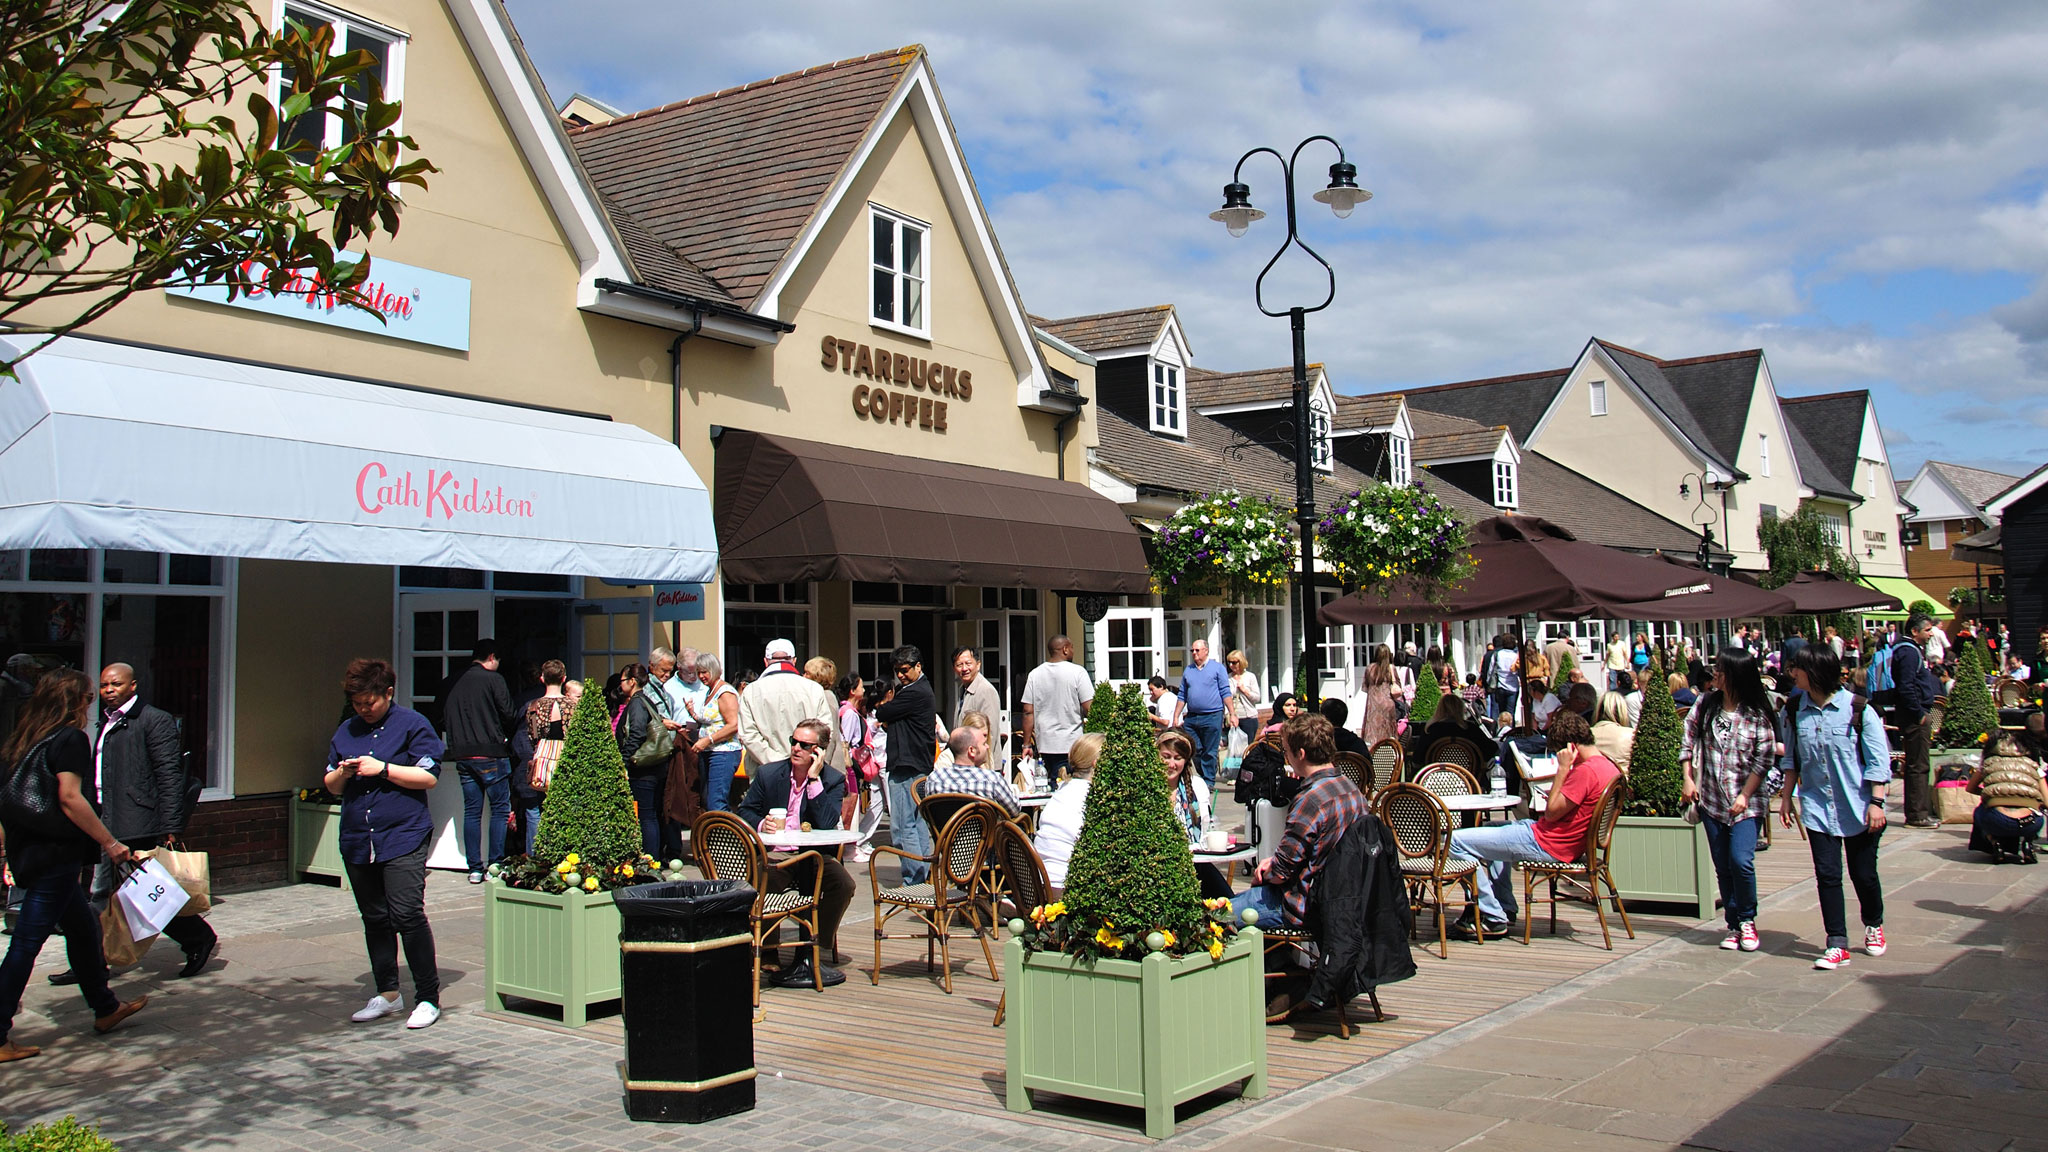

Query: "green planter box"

xmin=290 ymin=800 xmax=349 ymax=889
xmin=483 ymin=880 xmax=622 ymax=1028
xmin=1608 ymin=816 xmax=1713 ymax=919
xmin=1004 ymin=931 xmax=1266 ymax=1139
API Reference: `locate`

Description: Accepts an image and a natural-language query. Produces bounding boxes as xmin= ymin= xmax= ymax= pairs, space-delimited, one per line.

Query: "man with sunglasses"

xmin=736 ymin=718 xmax=853 ymax=989
xmin=874 ymin=645 xmax=939 ymax=884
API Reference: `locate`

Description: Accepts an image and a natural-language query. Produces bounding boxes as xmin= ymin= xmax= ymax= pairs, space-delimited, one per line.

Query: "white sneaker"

xmin=405 ymin=1001 xmax=441 ymax=1030
xmin=351 ymin=994 xmax=403 ymax=1022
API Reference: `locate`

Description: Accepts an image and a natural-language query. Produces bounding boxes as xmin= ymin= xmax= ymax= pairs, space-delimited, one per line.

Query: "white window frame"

xmin=272 ymin=1 xmax=408 ymax=151
xmin=1927 ymin=521 xmax=1946 ymax=550
xmin=1821 ymin=513 xmax=1845 ymax=547
xmin=1589 ymin=379 xmax=1607 ymax=416
xmin=1149 ymin=359 xmax=1184 ymax=435
xmin=1389 ymin=434 xmax=1412 ymax=487
xmin=1758 ymin=432 xmax=1771 ymax=477
xmin=852 ymin=609 xmax=903 ymax=684
xmin=868 ymin=204 xmax=930 ymax=339
xmin=1094 ymin=607 xmax=1164 ymax=687
xmin=1310 ymin=400 xmax=1332 ymax=471
xmin=1493 ymin=459 xmax=1518 ymax=508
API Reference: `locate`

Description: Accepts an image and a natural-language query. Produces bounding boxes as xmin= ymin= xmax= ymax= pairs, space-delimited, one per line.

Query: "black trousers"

xmin=1899 ymin=714 xmax=1933 ymax=824
xmin=344 ymin=838 xmax=440 ymax=1006
xmin=763 ymin=851 xmax=855 ymax=955
xmin=1807 ymin=825 xmax=1883 ymax=948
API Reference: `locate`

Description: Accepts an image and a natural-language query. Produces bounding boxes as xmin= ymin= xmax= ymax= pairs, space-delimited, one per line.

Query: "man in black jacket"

xmin=440 ymin=640 xmax=517 ymax=882
xmin=59 ymin=664 xmax=216 ymax=982
xmin=736 ymin=718 xmax=853 ymax=988
xmin=1892 ymin=614 xmax=1942 ymax=828
xmin=874 ymin=645 xmax=937 ymax=884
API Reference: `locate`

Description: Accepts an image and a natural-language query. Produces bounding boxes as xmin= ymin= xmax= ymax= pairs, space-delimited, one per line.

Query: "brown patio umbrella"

xmin=1771 ymin=571 xmax=1902 ymax=615
xmin=1319 ymin=515 xmax=1796 ymax=626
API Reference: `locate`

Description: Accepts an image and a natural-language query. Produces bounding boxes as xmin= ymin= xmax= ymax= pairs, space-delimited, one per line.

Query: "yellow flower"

xmin=1095 ymin=926 xmax=1126 ymax=950
xmin=1210 ymin=921 xmax=1224 ymax=937
xmin=1045 ymin=901 xmax=1066 ymax=919
xmin=1208 ymin=942 xmax=1225 ymax=960
xmin=563 ymin=853 xmax=579 ymax=865
xmin=555 ymin=861 xmax=573 ymax=874
xmin=1158 ymin=930 xmax=1175 ymax=948
xmin=583 ymin=876 xmax=599 ymax=891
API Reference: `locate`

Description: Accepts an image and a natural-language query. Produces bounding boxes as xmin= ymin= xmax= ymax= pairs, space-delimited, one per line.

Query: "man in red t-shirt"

xmin=1447 ymin=711 xmax=1621 ymax=940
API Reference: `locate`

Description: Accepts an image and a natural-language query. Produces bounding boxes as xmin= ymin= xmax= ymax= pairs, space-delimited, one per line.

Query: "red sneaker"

xmin=1813 ymin=946 xmax=1851 ymax=970
xmin=1739 ymin=922 xmax=1760 ymax=952
xmin=1863 ymin=925 xmax=1886 ymax=956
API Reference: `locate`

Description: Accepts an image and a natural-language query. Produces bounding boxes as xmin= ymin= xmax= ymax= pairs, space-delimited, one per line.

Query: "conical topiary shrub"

xmin=1060 ymin=683 xmax=1208 ymax=956
xmin=1939 ymin=640 xmax=1997 ymax=749
xmin=1552 ymin=648 xmax=1576 ymax=696
xmin=534 ymin=678 xmax=641 ymax=871
xmin=1082 ymin=680 xmax=1118 ymax=734
xmin=1411 ymin=663 xmax=1442 ymax=726
xmin=1625 ymin=657 xmax=1682 ymax=816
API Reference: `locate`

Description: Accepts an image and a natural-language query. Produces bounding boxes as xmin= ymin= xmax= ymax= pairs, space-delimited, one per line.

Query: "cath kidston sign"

xmin=166 ymin=252 xmax=471 ymax=351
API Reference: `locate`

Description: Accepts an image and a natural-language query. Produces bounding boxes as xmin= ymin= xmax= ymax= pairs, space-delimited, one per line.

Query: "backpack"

xmin=1866 ymin=643 xmax=1894 ymax=695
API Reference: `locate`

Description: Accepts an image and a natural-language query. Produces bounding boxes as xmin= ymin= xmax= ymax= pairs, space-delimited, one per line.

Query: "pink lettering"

xmin=424 ymin=470 xmax=456 ymax=519
xmin=355 ymin=462 xmax=387 ymax=513
xmin=356 ymin=461 xmax=533 ymax=521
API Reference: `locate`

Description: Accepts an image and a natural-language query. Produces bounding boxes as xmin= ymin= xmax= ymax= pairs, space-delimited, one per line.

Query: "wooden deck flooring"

xmin=534 ymin=838 xmax=1818 ymax=1142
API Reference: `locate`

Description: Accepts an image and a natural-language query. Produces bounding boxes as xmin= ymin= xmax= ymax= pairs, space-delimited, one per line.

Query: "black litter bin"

xmin=614 ymin=879 xmax=758 ymax=1122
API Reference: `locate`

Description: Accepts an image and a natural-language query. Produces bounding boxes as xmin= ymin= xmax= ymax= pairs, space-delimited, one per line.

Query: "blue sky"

xmin=504 ymin=0 xmax=2048 ymax=479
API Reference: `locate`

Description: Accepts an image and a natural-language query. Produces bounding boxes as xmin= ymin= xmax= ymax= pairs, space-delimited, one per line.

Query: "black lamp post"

xmin=1677 ymin=471 xmax=1723 ymax=570
xmin=1211 ymin=137 xmax=1368 ymax=710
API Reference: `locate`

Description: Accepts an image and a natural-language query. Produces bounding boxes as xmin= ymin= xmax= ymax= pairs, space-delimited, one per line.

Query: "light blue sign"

xmin=167 ymin=252 xmax=471 ymax=351
xmin=653 ymin=583 xmax=706 ymax=622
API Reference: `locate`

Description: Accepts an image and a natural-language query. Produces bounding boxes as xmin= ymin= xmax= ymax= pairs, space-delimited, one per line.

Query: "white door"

xmin=1094 ymin=607 xmax=1164 ymax=688
xmin=950 ymin=610 xmax=1042 ymax=760
xmin=398 ymin=592 xmax=492 ymax=872
xmin=1163 ymin=609 xmax=1217 ymax=686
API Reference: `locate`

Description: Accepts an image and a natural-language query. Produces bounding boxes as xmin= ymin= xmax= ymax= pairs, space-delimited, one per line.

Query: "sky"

xmin=502 ymin=0 xmax=2048 ymax=480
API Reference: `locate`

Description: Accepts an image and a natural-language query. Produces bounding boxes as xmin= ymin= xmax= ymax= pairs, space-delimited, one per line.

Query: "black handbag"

xmin=0 ymin=734 xmax=73 ymax=838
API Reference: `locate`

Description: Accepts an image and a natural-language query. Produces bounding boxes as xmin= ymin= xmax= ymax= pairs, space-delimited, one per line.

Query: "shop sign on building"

xmin=824 ymin=333 xmax=971 ymax=433
xmin=653 ymin=583 xmax=706 ymax=621
xmin=167 ymin=253 xmax=472 ymax=351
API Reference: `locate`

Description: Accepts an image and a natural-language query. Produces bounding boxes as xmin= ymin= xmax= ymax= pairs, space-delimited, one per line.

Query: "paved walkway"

xmin=1 ymin=820 xmax=2040 ymax=1151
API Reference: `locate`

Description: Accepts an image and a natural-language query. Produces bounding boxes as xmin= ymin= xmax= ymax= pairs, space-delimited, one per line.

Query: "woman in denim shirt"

xmin=1778 ymin=646 xmax=1892 ymax=971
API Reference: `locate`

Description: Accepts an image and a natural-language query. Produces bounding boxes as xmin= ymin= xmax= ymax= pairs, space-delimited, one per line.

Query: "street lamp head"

xmin=1678 ymin=481 xmax=1690 ymax=499
xmin=1209 ymin=182 xmax=1264 ymax=237
xmin=1311 ymin=162 xmax=1371 ymax=218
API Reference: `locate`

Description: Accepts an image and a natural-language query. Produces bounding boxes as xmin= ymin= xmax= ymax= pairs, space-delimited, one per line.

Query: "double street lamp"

xmin=1210 ymin=137 xmax=1368 ymax=710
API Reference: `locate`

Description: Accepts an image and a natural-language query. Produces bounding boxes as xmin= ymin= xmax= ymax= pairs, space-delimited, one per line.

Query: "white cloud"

xmin=503 ymin=0 xmax=2048 ymax=473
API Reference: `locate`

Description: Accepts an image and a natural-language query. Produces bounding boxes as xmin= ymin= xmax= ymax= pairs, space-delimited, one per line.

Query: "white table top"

xmin=1193 ymin=845 xmax=1257 ymax=864
xmin=761 ymin=828 xmax=863 ymax=848
xmin=1438 ymin=794 xmax=1520 ymax=812
xmin=1018 ymin=794 xmax=1053 ymax=808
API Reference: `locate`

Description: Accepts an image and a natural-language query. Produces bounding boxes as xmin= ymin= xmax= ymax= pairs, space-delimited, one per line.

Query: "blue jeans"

xmin=1702 ymin=815 xmax=1761 ymax=929
xmin=458 ymin=759 xmax=512 ymax=872
xmin=2 ymin=869 xmax=120 ymax=1043
xmin=1448 ymin=819 xmax=1552 ymax=923
xmin=1184 ymin=710 xmax=1225 ymax=789
xmin=1487 ymin=687 xmax=1517 ymax=722
xmin=886 ymin=770 xmax=931 ymax=884
xmin=628 ymin=773 xmax=665 ymax=858
xmin=1230 ymin=883 xmax=1286 ymax=929
xmin=702 ymin=749 xmax=741 ymax=814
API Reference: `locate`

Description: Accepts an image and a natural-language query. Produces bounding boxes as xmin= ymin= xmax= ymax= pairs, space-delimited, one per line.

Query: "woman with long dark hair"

xmin=1680 ymin=647 xmax=1779 ymax=953
xmin=1780 ymin=645 xmax=1892 ymax=970
xmin=0 ymin=669 xmax=150 ymax=1062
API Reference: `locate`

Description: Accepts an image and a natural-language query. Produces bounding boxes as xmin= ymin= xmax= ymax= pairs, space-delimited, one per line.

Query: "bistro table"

xmin=1014 ymin=793 xmax=1053 ymax=832
xmin=1194 ymin=843 xmax=1258 ymax=883
xmin=761 ymin=827 xmax=864 ymax=852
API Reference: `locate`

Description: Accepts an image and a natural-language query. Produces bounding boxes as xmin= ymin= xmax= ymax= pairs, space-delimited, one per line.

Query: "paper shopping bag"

xmin=115 ymin=857 xmax=189 ymax=939
xmin=147 ymin=847 xmax=212 ymax=916
xmin=101 ymin=899 xmax=155 ymax=968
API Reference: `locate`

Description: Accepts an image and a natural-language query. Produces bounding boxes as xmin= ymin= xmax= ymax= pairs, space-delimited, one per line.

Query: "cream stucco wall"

xmin=1716 ymin=363 xmax=1809 ymax=570
xmin=1529 ymin=357 xmax=1705 ymax=536
xmin=1845 ymin=403 xmax=1907 ymax=578
xmin=233 ymin=560 xmax=392 ymax=796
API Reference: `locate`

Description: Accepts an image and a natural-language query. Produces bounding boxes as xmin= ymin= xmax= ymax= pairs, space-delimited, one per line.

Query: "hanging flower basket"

xmin=1318 ymin=485 xmax=1474 ymax=598
xmin=1150 ymin=489 xmax=1296 ymax=600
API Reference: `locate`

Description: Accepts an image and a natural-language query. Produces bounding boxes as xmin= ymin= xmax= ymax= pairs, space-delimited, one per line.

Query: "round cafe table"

xmin=760 ymin=828 xmax=863 ymax=850
xmin=1438 ymin=794 xmax=1519 ymax=813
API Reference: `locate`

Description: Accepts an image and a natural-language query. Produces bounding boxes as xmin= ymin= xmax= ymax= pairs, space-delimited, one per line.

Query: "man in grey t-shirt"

xmin=1021 ymin=635 xmax=1093 ymax=783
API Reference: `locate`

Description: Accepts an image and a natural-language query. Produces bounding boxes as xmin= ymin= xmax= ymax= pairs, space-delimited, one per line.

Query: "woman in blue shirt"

xmin=1778 ymin=646 xmax=1891 ymax=972
xmin=324 ymin=658 xmax=447 ymax=1030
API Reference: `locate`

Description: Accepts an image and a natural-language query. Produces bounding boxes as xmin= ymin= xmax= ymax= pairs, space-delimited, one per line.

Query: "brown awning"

xmin=714 ymin=429 xmax=1151 ymax=593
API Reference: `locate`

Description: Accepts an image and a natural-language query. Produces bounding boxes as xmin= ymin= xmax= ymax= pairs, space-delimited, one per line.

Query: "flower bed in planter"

xmin=1004 ymin=931 xmax=1265 ymax=1139
xmin=1608 ymin=816 xmax=1713 ymax=919
xmin=483 ymin=879 xmax=623 ymax=1027
xmin=289 ymin=798 xmax=348 ymax=889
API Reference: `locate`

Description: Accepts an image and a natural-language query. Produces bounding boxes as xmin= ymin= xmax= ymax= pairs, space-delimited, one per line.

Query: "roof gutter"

xmin=593 ymin=277 xmax=795 ymax=334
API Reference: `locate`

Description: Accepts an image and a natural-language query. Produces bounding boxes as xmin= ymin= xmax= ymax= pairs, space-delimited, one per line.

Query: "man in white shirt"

xmin=1147 ymin=676 xmax=1186 ymax=729
xmin=1021 ymin=635 xmax=1093 ymax=783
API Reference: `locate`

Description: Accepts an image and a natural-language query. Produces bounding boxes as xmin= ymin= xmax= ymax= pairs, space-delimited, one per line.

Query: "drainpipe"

xmin=667 ymin=307 xmax=705 ymax=449
xmin=1054 ymin=404 xmax=1082 ymax=481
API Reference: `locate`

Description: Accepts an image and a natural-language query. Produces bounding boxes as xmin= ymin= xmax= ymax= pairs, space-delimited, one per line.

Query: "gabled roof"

xmin=1332 ymin=394 xmax=1403 ymax=431
xmin=1595 ymin=341 xmax=1758 ymax=478
xmin=1186 ymin=364 xmax=1316 ymax=409
xmin=1412 ymin=413 xmax=1509 ymax=463
xmin=1517 ymin=453 xmax=1713 ymax=554
xmin=1394 ymin=368 xmax=1568 ymax=442
xmin=569 ymin=48 xmax=920 ymax=307
xmin=1091 ymin=404 xmax=1438 ymax=513
xmin=1986 ymin=461 xmax=2048 ymax=518
xmin=1780 ymin=391 xmax=1869 ymax=501
xmin=1926 ymin=460 xmax=2022 ymax=511
xmin=1030 ymin=306 xmax=1177 ymax=355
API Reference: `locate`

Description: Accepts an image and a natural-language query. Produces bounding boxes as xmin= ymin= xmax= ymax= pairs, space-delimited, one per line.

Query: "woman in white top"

xmin=1033 ymin=732 xmax=1102 ymax=896
xmin=1226 ymin=650 xmax=1262 ymax=743
xmin=1160 ymin=729 xmax=1232 ymax=900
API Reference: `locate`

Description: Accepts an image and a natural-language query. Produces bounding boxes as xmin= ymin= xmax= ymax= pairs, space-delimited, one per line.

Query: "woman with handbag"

xmin=685 ymin=654 xmax=742 ymax=815
xmin=1 ymin=669 xmax=150 ymax=1063
xmin=619 ymin=662 xmax=678 ymax=856
xmin=520 ymin=661 xmax=572 ymax=854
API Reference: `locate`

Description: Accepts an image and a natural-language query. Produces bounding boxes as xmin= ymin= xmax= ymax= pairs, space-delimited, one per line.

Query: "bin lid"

xmin=612 ymin=879 xmax=756 ymax=918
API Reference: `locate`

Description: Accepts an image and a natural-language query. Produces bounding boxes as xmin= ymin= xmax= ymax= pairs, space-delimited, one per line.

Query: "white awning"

xmin=0 ymin=336 xmax=715 ymax=582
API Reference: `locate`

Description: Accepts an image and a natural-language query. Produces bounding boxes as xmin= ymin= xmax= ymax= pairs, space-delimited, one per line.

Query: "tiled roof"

xmin=1597 ymin=342 xmax=1755 ymax=477
xmin=1332 ymin=394 xmax=1402 ymax=431
xmin=596 ymin=191 xmax=734 ymax=303
xmin=1779 ymin=391 xmax=1866 ymax=500
xmin=1186 ymin=364 xmax=1313 ymax=408
xmin=1395 ymin=368 xmax=1568 ymax=442
xmin=1924 ymin=460 xmax=2021 ymax=511
xmin=1094 ymin=405 xmax=1376 ymax=509
xmin=570 ymin=47 xmax=919 ymax=306
xmin=1515 ymin=453 xmax=1709 ymax=553
xmin=1414 ymin=425 xmax=1507 ymax=463
xmin=1030 ymin=306 xmax=1175 ymax=355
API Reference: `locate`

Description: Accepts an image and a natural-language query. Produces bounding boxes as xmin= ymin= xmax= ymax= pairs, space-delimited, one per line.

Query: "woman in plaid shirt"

xmin=1680 ymin=647 xmax=1779 ymax=953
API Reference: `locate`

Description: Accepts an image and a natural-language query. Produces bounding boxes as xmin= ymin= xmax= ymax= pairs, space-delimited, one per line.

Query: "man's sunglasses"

xmin=791 ymin=738 xmax=821 ymax=751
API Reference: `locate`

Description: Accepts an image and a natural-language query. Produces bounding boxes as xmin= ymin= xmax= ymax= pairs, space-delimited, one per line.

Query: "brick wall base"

xmin=184 ymin=793 xmax=290 ymax=892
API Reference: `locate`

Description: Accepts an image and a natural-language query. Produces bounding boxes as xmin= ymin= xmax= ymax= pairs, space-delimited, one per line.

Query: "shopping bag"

xmin=1934 ymin=784 xmax=1980 ymax=825
xmin=101 ymin=900 xmax=155 ymax=968
xmin=148 ymin=847 xmax=212 ymax=917
xmin=115 ymin=857 xmax=189 ymax=939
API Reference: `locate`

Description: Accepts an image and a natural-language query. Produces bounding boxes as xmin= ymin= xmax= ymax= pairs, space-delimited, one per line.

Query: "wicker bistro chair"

xmin=1995 ymin=678 xmax=2027 ymax=712
xmin=988 ymin=820 xmax=1052 ymax=1027
xmin=690 ymin=811 xmax=825 ymax=1007
xmin=1420 ymin=737 xmax=1483 ymax=779
xmin=1415 ymin=763 xmax=1479 ymax=798
xmin=1333 ymin=751 xmax=1372 ymax=795
xmin=1366 ymin=739 xmax=1405 ymax=793
xmin=1520 ymin=778 xmax=1635 ymax=950
xmin=1376 ymin=783 xmax=1480 ymax=959
xmin=921 ymin=790 xmax=1002 ymax=907
xmin=870 ymin=802 xmax=1000 ymax=993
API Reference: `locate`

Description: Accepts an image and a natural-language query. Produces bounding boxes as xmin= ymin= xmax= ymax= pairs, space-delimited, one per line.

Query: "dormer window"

xmin=1389 ymin=434 xmax=1412 ymax=486
xmin=869 ymin=205 xmax=929 ymax=338
xmin=278 ymin=4 xmax=407 ymax=153
xmin=1150 ymin=360 xmax=1182 ymax=434
xmin=1310 ymin=401 xmax=1332 ymax=471
xmin=1589 ymin=379 xmax=1607 ymax=416
xmin=1493 ymin=459 xmax=1518 ymax=508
